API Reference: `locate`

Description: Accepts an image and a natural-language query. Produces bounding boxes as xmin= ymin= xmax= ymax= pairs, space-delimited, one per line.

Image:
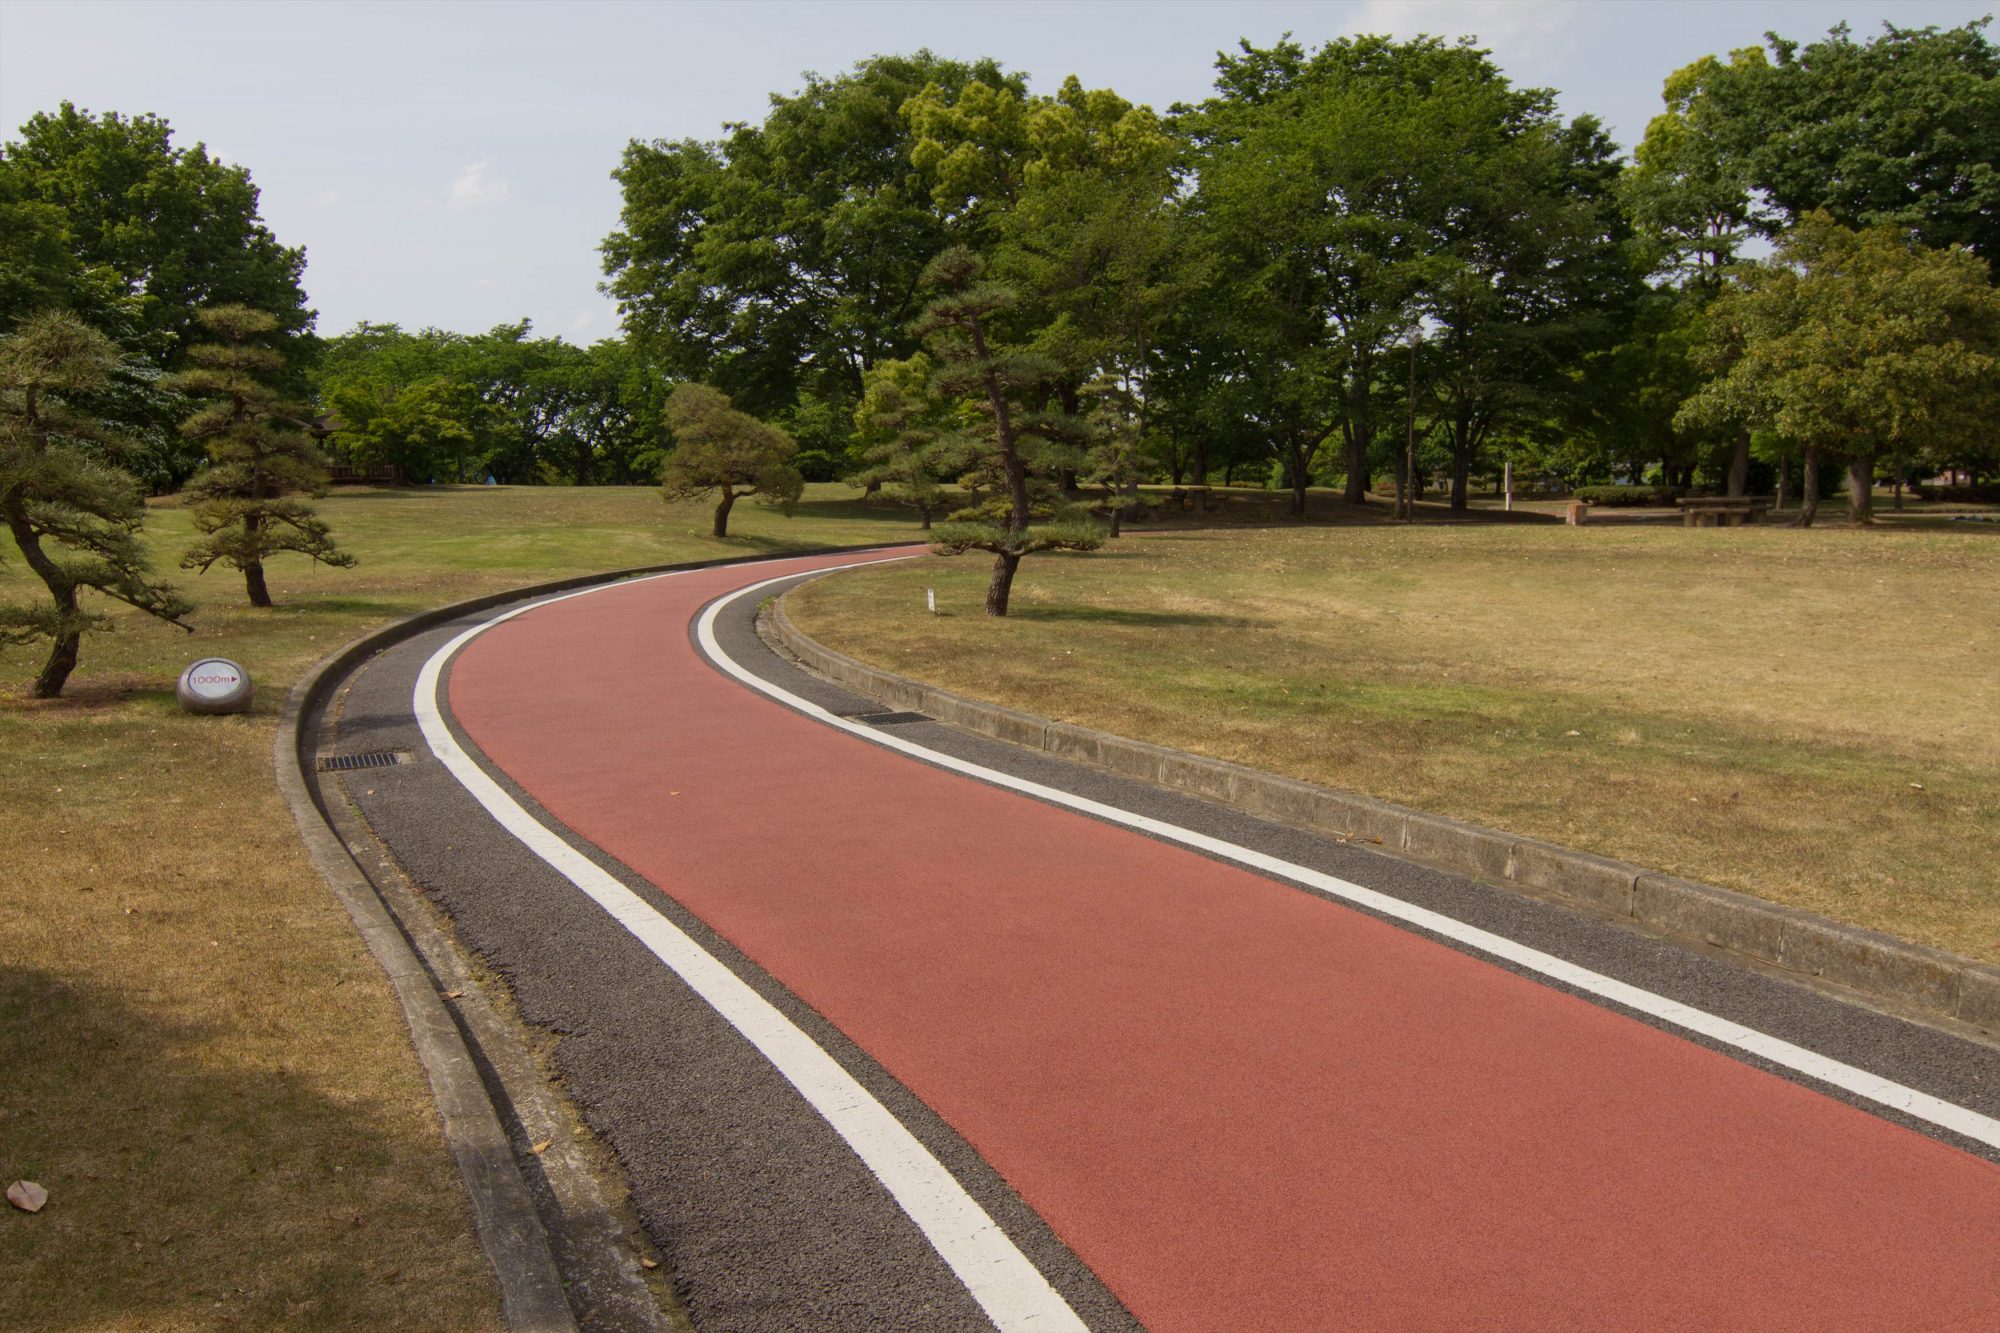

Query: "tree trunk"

xmin=1193 ymin=437 xmax=1209 ymax=487
xmin=1727 ymin=429 xmax=1751 ymax=498
xmin=241 ymin=511 xmax=272 ymax=606
xmin=1289 ymin=442 xmax=1310 ymax=518
xmin=1344 ymin=419 xmax=1369 ymax=505
xmin=1775 ymin=453 xmax=1789 ymax=511
xmin=34 ymin=626 xmax=80 ymax=699
xmin=1846 ymin=454 xmax=1875 ymax=524
xmin=1797 ymin=444 xmax=1822 ymax=527
xmin=6 ymin=508 xmax=83 ymax=697
xmin=1447 ymin=400 xmax=1470 ymax=513
xmin=1108 ymin=506 xmax=1122 ymax=538
xmin=918 ymin=503 xmax=932 ymax=531
xmin=245 ymin=561 xmax=272 ymax=609
xmin=985 ymin=549 xmax=1020 ymax=616
xmin=713 ymin=489 xmax=736 ymax=538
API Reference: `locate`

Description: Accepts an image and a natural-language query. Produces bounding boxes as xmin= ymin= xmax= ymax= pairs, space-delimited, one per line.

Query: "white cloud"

xmin=1341 ymin=0 xmax=1575 ymax=68
xmin=567 ymin=311 xmax=596 ymax=336
xmin=449 ymin=160 xmax=510 ymax=209
xmin=314 ymin=190 xmax=342 ymax=208
xmin=473 ymin=275 xmax=505 ymax=292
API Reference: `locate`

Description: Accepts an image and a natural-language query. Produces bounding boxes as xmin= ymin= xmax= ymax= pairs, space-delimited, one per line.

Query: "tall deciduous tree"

xmin=1748 ymin=22 xmax=2000 ymax=268
xmin=0 ymin=312 xmax=191 ymax=697
xmin=604 ymin=54 xmax=1018 ymax=425
xmin=1678 ymin=214 xmax=2000 ymax=525
xmin=917 ymin=248 xmax=1100 ymax=615
xmin=1 ymin=103 xmax=315 ymax=485
xmin=1182 ymin=36 xmax=1609 ymax=513
xmin=173 ymin=306 xmax=354 ymax=606
xmin=660 ymin=383 xmax=803 ymax=538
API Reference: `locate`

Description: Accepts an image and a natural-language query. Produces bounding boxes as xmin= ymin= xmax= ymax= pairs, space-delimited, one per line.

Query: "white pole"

xmin=1504 ymin=460 xmax=1513 ymax=512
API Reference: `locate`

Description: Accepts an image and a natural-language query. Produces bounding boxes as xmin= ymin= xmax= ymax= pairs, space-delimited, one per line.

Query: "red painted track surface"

xmin=449 ymin=551 xmax=2000 ymax=1331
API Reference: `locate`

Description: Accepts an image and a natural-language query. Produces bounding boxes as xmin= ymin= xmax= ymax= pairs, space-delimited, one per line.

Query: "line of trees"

xmin=7 ymin=20 xmax=2000 ymax=676
xmin=603 ymin=22 xmax=2000 ymax=533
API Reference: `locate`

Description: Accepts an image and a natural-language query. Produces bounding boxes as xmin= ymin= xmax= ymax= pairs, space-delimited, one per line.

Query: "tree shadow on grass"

xmin=1012 ymin=605 xmax=1264 ymax=629
xmin=0 ymin=966 xmax=489 ymax=1330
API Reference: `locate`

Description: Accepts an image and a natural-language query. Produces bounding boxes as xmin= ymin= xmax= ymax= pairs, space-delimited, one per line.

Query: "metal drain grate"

xmin=316 ymin=750 xmax=411 ymax=772
xmin=849 ymin=711 xmax=931 ymax=727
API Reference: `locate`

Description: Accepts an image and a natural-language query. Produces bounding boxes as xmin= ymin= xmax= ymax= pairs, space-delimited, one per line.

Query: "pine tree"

xmin=1083 ymin=373 xmax=1149 ymax=538
xmin=0 ymin=312 xmax=193 ymax=697
xmin=917 ymin=248 xmax=1101 ymax=616
xmin=172 ymin=305 xmax=354 ymax=606
xmin=851 ymin=354 xmax=963 ymax=529
xmin=659 ymin=383 xmax=804 ymax=538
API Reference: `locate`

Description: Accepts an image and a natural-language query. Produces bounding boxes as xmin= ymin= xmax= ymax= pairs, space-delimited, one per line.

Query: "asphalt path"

xmin=330 ymin=547 xmax=2000 ymax=1331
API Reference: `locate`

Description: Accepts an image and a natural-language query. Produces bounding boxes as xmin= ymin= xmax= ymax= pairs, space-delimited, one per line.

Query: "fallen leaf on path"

xmin=530 ymin=1139 xmax=552 ymax=1155
xmin=7 ymin=1180 xmax=48 ymax=1213
xmin=445 ymin=990 xmax=464 ymax=999
xmin=640 ymin=1257 xmax=659 ymax=1270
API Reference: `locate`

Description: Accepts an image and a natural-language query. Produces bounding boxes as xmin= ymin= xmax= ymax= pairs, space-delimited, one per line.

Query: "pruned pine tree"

xmin=917 ymin=248 xmax=1100 ymax=616
xmin=851 ymin=354 xmax=963 ymax=529
xmin=0 ymin=312 xmax=192 ymax=697
xmin=1083 ymin=373 xmax=1148 ymax=538
xmin=660 ymin=383 xmax=802 ymax=538
xmin=173 ymin=305 xmax=353 ymax=607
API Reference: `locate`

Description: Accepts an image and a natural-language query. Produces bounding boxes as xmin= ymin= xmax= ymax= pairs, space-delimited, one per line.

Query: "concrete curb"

xmin=771 ymin=593 xmax=2000 ymax=1039
xmin=273 ymin=544 xmax=905 ymax=1331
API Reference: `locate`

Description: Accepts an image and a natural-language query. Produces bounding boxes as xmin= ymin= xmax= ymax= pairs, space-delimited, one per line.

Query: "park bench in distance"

xmin=1677 ymin=495 xmax=1774 ymax=527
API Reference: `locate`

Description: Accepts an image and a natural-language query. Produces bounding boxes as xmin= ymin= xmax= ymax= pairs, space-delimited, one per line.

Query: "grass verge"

xmin=789 ymin=516 xmax=2000 ymax=966
xmin=0 ymin=484 xmax=925 ymax=1330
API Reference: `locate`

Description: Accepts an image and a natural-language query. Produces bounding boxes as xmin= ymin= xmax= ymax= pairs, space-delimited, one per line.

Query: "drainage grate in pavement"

xmin=848 ymin=711 xmax=932 ymax=727
xmin=316 ymin=750 xmax=412 ymax=772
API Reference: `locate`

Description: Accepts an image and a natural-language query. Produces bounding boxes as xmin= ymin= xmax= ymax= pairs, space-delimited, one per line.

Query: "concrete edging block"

xmin=1958 ymin=968 xmax=2000 ymax=1030
xmin=1309 ymin=792 xmax=1406 ymax=848
xmin=1514 ymin=843 xmax=1639 ymax=918
xmin=1402 ymin=811 xmax=1514 ymax=882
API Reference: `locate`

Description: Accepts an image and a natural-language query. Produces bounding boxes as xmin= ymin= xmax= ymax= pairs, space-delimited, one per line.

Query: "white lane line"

xmin=414 ymin=563 xmax=1087 ymax=1333
xmin=699 ymin=566 xmax=2000 ymax=1157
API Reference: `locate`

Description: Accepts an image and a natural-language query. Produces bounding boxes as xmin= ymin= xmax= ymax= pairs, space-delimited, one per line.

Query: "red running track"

xmin=449 ymin=550 xmax=2000 ymax=1331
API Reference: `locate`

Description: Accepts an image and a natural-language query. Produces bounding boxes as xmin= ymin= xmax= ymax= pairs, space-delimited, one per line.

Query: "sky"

xmin=2 ymin=0 xmax=1991 ymax=344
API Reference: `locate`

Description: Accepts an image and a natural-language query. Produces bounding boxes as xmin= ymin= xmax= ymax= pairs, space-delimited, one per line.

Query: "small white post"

xmin=1504 ymin=460 xmax=1513 ymax=512
xmin=926 ymin=587 xmax=937 ymax=615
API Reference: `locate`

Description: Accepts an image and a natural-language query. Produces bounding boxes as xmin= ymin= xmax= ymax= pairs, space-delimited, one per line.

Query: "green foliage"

xmin=659 ymin=383 xmax=802 ymax=537
xmin=315 ymin=323 xmax=666 ymax=485
xmin=604 ymin=53 xmax=1016 ymax=425
xmin=1574 ymin=485 xmax=1684 ymax=506
xmin=0 ymin=311 xmax=192 ymax=695
xmin=1 ymin=102 xmax=314 ymax=487
xmin=1750 ymin=21 xmax=2000 ymax=266
xmin=1179 ymin=35 xmax=1628 ymax=511
xmin=911 ymin=248 xmax=1100 ymax=612
xmin=1679 ymin=213 xmax=2000 ymax=521
xmin=851 ymin=353 xmax=964 ymax=524
xmin=171 ymin=306 xmax=354 ymax=605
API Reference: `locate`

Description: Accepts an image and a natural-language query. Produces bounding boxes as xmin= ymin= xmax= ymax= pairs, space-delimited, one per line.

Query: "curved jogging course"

xmin=333 ymin=547 xmax=2000 ymax=1331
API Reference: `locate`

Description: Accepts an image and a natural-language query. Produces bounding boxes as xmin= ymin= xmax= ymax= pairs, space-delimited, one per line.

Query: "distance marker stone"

xmin=177 ymin=657 xmax=253 ymax=715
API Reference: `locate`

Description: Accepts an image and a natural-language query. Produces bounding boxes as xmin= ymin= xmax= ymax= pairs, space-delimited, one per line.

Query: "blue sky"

xmin=2 ymin=0 xmax=1991 ymax=342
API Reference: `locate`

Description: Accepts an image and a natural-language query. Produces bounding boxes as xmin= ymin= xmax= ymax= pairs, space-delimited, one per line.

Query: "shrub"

xmin=1574 ymin=484 xmax=1682 ymax=506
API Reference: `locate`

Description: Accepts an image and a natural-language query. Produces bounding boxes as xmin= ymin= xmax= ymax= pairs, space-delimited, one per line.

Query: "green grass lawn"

xmin=789 ymin=517 xmax=2000 ymax=967
xmin=0 ymin=484 xmax=923 ymax=1330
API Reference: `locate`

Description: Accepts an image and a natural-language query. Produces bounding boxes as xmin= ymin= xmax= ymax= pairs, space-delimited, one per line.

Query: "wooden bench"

xmin=1678 ymin=496 xmax=1773 ymax=527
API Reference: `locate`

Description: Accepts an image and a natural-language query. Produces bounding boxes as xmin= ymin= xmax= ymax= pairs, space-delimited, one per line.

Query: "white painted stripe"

xmin=698 ymin=566 xmax=2000 ymax=1157
xmin=413 ymin=562 xmax=1087 ymax=1333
